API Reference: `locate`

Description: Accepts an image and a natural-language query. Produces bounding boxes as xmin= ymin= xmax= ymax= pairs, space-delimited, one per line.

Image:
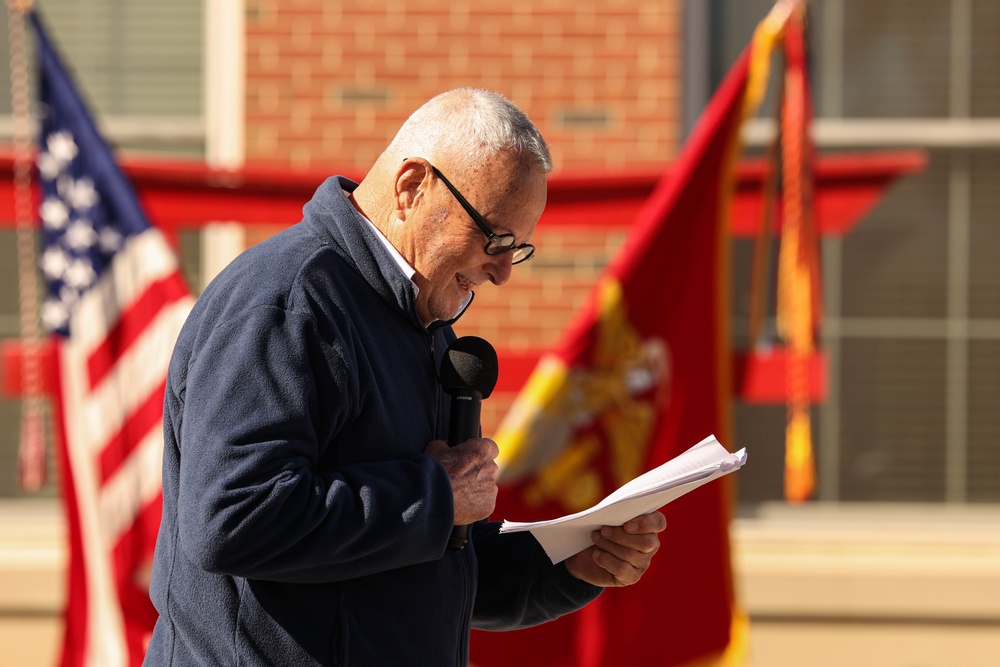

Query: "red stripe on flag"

xmin=98 ymin=379 xmax=167 ymax=485
xmin=86 ymin=271 xmax=188 ymax=390
xmin=111 ymin=494 xmax=162 ymax=666
xmin=50 ymin=344 xmax=90 ymax=667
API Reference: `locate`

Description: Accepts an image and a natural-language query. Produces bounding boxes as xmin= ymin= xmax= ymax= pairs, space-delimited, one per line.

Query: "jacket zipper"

xmin=458 ymin=547 xmax=472 ymax=666
xmin=428 ymin=332 xmax=441 ymax=436
xmin=428 ymin=328 xmax=474 ymax=666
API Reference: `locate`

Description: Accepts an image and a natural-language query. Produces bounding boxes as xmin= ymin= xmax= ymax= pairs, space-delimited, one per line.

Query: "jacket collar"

xmin=302 ymin=176 xmax=471 ymax=331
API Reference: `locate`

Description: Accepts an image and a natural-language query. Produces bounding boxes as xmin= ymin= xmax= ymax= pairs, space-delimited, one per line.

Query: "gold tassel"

xmin=778 ymin=1 xmax=816 ymax=503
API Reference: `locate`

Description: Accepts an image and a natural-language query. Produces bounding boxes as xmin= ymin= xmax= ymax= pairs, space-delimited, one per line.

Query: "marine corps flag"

xmin=470 ymin=5 xmax=793 ymax=666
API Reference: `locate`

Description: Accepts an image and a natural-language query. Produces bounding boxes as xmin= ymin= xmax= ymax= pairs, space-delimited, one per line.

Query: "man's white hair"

xmin=386 ymin=88 xmax=552 ymax=173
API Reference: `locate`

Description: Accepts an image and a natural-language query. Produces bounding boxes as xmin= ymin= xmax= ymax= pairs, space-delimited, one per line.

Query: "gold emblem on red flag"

xmin=497 ymin=277 xmax=670 ymax=513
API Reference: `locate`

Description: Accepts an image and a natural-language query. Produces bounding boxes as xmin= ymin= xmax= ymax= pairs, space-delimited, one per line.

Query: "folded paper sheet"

xmin=499 ymin=435 xmax=747 ymax=563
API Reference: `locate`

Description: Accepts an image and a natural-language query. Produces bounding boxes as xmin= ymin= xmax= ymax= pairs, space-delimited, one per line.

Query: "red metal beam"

xmin=2 ymin=338 xmax=56 ymax=397
xmin=0 ymin=150 xmax=927 ymax=238
xmin=1 ymin=340 xmax=828 ymax=406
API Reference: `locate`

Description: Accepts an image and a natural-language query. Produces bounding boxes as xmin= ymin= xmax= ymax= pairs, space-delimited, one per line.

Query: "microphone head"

xmin=439 ymin=336 xmax=499 ymax=398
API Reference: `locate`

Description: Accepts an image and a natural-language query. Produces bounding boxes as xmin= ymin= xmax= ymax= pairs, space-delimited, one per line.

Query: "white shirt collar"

xmin=361 ymin=214 xmax=416 ymax=283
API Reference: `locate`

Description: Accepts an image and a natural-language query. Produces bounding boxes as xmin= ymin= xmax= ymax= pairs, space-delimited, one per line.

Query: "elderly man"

xmin=144 ymin=88 xmax=666 ymax=667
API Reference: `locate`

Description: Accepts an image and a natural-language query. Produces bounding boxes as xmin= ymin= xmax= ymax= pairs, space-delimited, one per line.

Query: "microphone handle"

xmin=447 ymin=392 xmax=482 ymax=549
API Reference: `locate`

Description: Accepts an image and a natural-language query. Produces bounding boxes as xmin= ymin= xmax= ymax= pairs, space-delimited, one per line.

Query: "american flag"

xmin=31 ymin=11 xmax=193 ymax=667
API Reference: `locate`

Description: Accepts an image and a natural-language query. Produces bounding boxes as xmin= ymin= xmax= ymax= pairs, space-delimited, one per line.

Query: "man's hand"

xmin=564 ymin=511 xmax=666 ymax=587
xmin=425 ymin=438 xmax=499 ymax=526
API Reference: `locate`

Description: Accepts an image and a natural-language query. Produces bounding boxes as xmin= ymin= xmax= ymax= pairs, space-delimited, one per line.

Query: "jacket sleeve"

xmin=173 ymin=304 xmax=455 ymax=583
xmin=470 ymin=521 xmax=603 ymax=630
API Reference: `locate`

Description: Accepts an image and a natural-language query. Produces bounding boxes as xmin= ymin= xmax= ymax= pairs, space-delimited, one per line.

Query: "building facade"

xmin=0 ymin=0 xmax=997 ymax=509
xmin=2 ymin=3 xmax=1000 ymax=666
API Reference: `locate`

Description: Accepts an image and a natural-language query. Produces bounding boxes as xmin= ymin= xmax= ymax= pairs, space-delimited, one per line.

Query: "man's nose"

xmin=486 ymin=254 xmax=513 ymax=286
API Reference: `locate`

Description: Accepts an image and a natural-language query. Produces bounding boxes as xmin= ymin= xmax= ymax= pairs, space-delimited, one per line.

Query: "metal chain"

xmin=7 ymin=0 xmax=47 ymax=491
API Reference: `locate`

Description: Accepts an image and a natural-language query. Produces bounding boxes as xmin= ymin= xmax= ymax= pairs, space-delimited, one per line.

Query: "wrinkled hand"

xmin=425 ymin=438 xmax=499 ymax=526
xmin=564 ymin=511 xmax=666 ymax=587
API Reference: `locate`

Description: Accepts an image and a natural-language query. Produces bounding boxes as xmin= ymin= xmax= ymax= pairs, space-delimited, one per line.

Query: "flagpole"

xmin=6 ymin=0 xmax=47 ymax=491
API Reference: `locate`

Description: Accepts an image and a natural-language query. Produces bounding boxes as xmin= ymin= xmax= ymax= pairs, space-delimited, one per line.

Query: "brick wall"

xmin=243 ymin=0 xmax=682 ymax=431
xmin=244 ymin=0 xmax=682 ymax=172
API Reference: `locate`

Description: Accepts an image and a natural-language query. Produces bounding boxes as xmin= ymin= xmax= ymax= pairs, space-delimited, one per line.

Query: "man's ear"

xmin=394 ymin=158 xmax=431 ymax=221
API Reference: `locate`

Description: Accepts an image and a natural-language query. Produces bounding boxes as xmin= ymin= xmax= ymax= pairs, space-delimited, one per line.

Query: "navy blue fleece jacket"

xmin=144 ymin=176 xmax=601 ymax=666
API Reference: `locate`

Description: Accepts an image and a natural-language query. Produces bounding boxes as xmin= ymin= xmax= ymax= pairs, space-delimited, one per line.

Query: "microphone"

xmin=438 ymin=336 xmax=498 ymax=549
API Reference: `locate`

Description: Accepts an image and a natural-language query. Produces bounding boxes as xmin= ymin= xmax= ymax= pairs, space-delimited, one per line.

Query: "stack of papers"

xmin=499 ymin=435 xmax=747 ymax=563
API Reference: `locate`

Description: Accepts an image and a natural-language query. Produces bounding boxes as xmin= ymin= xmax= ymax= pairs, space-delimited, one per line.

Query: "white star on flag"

xmin=37 ymin=151 xmax=61 ymax=181
xmin=40 ymin=197 xmax=70 ymax=230
xmin=60 ymin=175 xmax=99 ymax=210
xmin=63 ymin=258 xmax=96 ymax=290
xmin=41 ymin=298 xmax=70 ymax=331
xmin=40 ymin=246 xmax=71 ymax=279
xmin=99 ymin=226 xmax=124 ymax=253
xmin=64 ymin=219 xmax=99 ymax=250
xmin=46 ymin=129 xmax=78 ymax=165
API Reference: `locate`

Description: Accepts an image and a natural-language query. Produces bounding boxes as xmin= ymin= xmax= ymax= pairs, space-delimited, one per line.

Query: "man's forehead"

xmin=484 ymin=170 xmax=547 ymax=235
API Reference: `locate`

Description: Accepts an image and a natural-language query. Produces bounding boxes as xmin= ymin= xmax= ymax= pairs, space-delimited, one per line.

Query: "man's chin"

xmin=446 ymin=289 xmax=474 ymax=321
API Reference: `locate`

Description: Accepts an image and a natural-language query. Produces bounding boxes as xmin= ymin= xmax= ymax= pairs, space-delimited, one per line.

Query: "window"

xmin=0 ymin=1 xmax=203 ymax=497
xmin=708 ymin=0 xmax=1000 ymax=504
xmin=0 ymin=1 xmax=203 ymax=153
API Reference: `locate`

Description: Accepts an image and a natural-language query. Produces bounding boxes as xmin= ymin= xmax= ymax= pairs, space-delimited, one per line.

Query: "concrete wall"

xmin=0 ymin=501 xmax=63 ymax=667
xmin=733 ymin=503 xmax=1000 ymax=666
xmin=3 ymin=499 xmax=998 ymax=667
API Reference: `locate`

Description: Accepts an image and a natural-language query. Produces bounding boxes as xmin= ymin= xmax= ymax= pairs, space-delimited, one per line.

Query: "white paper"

xmin=499 ymin=435 xmax=747 ymax=563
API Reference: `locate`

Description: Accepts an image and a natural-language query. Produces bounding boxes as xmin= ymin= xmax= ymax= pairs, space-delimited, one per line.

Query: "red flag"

xmin=470 ymin=5 xmax=792 ymax=666
xmin=30 ymin=11 xmax=192 ymax=666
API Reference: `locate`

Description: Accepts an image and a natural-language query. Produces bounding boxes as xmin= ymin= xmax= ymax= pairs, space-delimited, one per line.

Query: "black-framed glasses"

xmin=431 ymin=166 xmax=535 ymax=265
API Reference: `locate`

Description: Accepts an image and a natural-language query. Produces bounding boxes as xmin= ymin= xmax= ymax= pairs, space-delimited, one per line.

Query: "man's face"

xmin=410 ymin=157 xmax=547 ymax=325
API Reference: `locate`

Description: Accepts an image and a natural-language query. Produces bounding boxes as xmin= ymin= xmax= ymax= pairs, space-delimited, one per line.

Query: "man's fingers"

xmin=624 ymin=511 xmax=667 ymax=534
xmin=589 ymin=548 xmax=643 ymax=586
xmin=592 ymin=527 xmax=659 ymax=563
xmin=425 ymin=438 xmax=500 ymax=526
